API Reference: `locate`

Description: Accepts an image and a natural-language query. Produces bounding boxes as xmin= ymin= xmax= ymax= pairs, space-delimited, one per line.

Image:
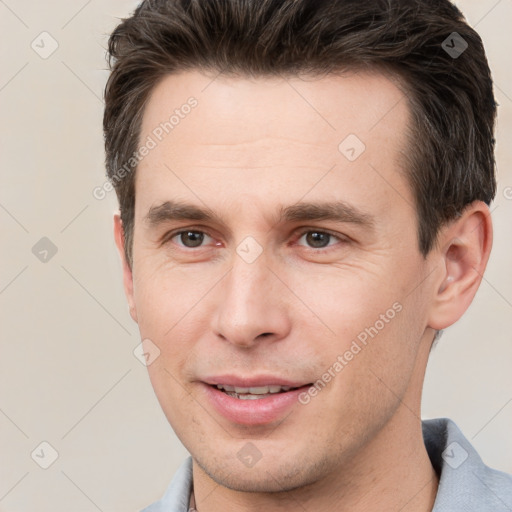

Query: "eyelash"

xmin=163 ymin=227 xmax=348 ymax=253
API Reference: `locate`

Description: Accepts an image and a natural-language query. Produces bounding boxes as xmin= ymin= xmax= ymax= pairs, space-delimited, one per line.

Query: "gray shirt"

xmin=141 ymin=418 xmax=512 ymax=511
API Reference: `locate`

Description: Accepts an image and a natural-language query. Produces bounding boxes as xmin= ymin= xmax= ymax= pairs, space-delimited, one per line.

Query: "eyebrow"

xmin=279 ymin=201 xmax=374 ymax=227
xmin=144 ymin=201 xmax=216 ymax=225
xmin=144 ymin=200 xmax=374 ymax=229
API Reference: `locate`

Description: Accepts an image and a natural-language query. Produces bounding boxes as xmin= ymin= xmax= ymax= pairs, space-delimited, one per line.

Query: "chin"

xmin=194 ymin=449 xmax=328 ymax=494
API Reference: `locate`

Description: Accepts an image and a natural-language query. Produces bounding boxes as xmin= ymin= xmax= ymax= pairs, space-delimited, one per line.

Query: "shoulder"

xmin=422 ymin=417 xmax=512 ymax=511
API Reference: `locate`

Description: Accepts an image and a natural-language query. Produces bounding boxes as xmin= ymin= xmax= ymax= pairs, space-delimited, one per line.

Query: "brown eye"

xmin=171 ymin=230 xmax=212 ymax=248
xmin=297 ymin=230 xmax=340 ymax=249
xmin=304 ymin=231 xmax=331 ymax=248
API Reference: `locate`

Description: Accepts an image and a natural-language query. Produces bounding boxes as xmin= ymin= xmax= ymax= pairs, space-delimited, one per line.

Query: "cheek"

xmin=132 ymin=260 xmax=217 ymax=340
xmin=289 ymin=262 xmax=425 ymax=392
xmin=287 ymin=264 xmax=402 ymax=343
xmin=131 ymin=266 xmax=202 ymax=399
xmin=145 ymin=359 xmax=198 ymax=441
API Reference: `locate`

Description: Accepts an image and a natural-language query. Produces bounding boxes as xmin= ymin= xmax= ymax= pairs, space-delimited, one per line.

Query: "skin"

xmin=114 ymin=69 xmax=492 ymax=511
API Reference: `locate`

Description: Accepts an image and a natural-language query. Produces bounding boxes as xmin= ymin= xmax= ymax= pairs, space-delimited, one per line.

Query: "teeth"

xmin=216 ymin=384 xmax=235 ymax=392
xmin=216 ymin=384 xmax=296 ymax=394
xmin=224 ymin=391 xmax=272 ymax=399
xmin=249 ymin=386 xmax=272 ymax=394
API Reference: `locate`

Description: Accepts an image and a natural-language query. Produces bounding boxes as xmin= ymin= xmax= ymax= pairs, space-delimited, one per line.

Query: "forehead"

xmin=135 ymin=69 xmax=412 ymax=221
xmin=141 ymin=68 xmax=409 ymax=150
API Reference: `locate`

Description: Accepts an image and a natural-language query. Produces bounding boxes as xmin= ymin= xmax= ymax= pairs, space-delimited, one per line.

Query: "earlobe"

xmin=113 ymin=213 xmax=138 ymax=324
xmin=427 ymin=202 xmax=493 ymax=331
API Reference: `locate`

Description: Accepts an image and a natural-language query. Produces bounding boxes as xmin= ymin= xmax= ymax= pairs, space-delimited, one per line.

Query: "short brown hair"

xmin=104 ymin=0 xmax=497 ymax=267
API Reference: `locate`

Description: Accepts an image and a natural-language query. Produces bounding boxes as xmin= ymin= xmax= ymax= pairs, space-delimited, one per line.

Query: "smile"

xmin=201 ymin=378 xmax=312 ymax=425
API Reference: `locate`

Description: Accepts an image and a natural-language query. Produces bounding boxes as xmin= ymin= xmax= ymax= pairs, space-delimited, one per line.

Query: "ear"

xmin=427 ymin=201 xmax=493 ymax=331
xmin=113 ymin=213 xmax=138 ymax=324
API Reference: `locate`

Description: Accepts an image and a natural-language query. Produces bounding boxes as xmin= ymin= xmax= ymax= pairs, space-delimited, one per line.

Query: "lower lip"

xmin=201 ymin=383 xmax=310 ymax=425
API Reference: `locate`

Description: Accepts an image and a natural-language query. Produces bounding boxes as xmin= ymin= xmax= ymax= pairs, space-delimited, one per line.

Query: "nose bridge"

xmin=212 ymin=250 xmax=290 ymax=347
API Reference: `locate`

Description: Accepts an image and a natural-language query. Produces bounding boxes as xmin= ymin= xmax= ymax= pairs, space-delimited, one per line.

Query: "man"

xmin=103 ymin=0 xmax=512 ymax=510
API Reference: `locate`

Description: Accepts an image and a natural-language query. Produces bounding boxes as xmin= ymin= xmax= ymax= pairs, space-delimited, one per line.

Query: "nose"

xmin=211 ymin=253 xmax=292 ymax=348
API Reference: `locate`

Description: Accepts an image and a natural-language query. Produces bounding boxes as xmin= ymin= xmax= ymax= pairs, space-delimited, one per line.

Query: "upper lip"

xmin=202 ymin=375 xmax=310 ymax=388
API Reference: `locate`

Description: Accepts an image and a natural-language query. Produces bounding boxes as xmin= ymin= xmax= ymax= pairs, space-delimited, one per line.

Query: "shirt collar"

xmin=422 ymin=417 xmax=512 ymax=511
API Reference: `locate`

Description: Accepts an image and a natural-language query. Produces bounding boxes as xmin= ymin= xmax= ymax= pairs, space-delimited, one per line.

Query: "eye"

xmin=295 ymin=229 xmax=345 ymax=250
xmin=168 ymin=230 xmax=214 ymax=248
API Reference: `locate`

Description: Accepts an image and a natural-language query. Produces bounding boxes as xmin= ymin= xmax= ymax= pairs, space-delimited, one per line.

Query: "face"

xmin=121 ymin=70 xmax=440 ymax=491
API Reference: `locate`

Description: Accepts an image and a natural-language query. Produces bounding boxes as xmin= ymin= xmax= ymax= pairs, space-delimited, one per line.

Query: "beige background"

xmin=0 ymin=1 xmax=511 ymax=510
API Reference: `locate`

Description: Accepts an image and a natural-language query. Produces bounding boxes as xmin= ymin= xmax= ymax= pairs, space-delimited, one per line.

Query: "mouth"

xmin=200 ymin=378 xmax=313 ymax=425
